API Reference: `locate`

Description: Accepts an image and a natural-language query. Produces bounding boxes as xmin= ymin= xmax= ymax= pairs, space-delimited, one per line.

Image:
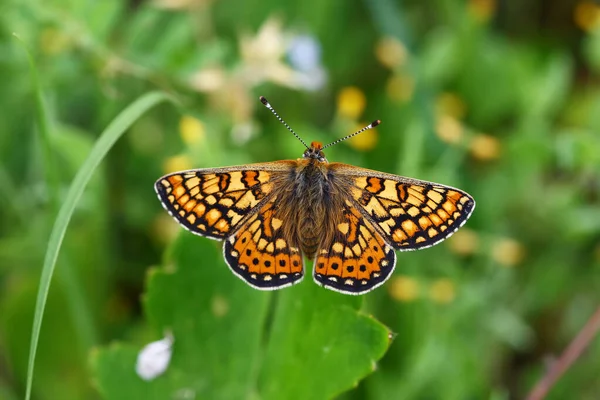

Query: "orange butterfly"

xmin=155 ymin=97 xmax=475 ymax=295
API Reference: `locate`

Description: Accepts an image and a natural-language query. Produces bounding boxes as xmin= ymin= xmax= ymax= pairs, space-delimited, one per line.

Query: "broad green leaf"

xmin=260 ymin=282 xmax=390 ymax=399
xmin=92 ymin=232 xmax=391 ymax=399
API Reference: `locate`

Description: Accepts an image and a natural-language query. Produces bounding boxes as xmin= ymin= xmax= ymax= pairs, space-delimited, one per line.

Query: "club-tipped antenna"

xmin=260 ymin=96 xmax=309 ymax=150
xmin=322 ymin=120 xmax=381 ymax=149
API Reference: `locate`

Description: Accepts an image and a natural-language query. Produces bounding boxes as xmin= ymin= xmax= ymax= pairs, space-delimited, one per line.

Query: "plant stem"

xmin=526 ymin=306 xmax=600 ymax=400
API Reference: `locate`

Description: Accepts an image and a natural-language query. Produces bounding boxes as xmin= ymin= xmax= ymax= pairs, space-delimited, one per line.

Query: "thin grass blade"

xmin=25 ymin=91 xmax=174 ymax=400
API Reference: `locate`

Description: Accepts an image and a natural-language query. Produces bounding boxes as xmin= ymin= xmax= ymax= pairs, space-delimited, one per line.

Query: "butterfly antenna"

xmin=260 ymin=96 xmax=309 ymax=149
xmin=322 ymin=120 xmax=381 ymax=149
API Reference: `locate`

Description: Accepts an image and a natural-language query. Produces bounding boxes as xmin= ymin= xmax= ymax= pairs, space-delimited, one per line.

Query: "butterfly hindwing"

xmin=331 ymin=164 xmax=476 ymax=251
xmin=313 ymin=200 xmax=396 ymax=295
xmin=155 ymin=163 xmax=290 ymax=239
xmin=223 ymin=200 xmax=304 ymax=290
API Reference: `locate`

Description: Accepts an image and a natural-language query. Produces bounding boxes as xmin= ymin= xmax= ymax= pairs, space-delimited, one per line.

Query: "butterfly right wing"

xmin=313 ymin=163 xmax=474 ymax=295
xmin=155 ymin=162 xmax=291 ymax=240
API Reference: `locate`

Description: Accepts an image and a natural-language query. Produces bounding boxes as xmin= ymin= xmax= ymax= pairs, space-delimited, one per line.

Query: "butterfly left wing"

xmin=330 ymin=163 xmax=476 ymax=251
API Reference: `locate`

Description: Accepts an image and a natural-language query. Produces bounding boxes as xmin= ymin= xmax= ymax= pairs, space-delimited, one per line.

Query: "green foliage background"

xmin=1 ymin=0 xmax=600 ymax=399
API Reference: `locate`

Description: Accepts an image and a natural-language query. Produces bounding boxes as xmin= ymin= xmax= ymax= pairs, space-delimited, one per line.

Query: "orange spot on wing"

xmin=243 ymin=171 xmax=260 ymax=187
xmin=341 ymin=259 xmax=358 ymax=279
xmin=168 ymin=175 xmax=183 ymax=185
xmin=366 ymin=177 xmax=383 ymax=193
xmin=219 ymin=174 xmax=230 ymax=191
xmin=401 ymin=219 xmax=419 ymax=236
xmin=418 ymin=216 xmax=432 ymax=229
xmin=443 ymin=201 xmax=457 ymax=214
xmin=392 ymin=229 xmax=407 ymax=243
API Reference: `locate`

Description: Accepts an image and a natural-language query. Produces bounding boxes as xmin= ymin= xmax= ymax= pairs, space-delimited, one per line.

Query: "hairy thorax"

xmin=274 ymin=159 xmax=347 ymax=259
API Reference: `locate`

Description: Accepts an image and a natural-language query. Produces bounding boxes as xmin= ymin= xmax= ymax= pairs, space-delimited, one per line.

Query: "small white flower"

xmin=135 ymin=332 xmax=174 ymax=381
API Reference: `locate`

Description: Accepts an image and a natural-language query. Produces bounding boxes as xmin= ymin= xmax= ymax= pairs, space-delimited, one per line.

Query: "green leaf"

xmin=260 ymin=283 xmax=390 ymax=399
xmin=92 ymin=232 xmax=391 ymax=399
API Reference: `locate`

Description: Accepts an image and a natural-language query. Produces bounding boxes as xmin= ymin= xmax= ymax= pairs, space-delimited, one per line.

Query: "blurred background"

xmin=1 ymin=0 xmax=600 ymax=398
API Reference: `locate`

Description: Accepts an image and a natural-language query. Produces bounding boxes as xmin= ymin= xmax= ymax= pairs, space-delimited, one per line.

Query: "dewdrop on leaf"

xmin=136 ymin=332 xmax=174 ymax=381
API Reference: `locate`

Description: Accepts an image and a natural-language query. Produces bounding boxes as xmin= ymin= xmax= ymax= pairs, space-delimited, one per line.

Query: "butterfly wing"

xmin=223 ymin=199 xmax=304 ymax=290
xmin=155 ymin=161 xmax=303 ymax=290
xmin=331 ymin=163 xmax=476 ymax=250
xmin=155 ymin=162 xmax=290 ymax=239
xmin=312 ymin=163 xmax=475 ymax=295
xmin=313 ymin=200 xmax=396 ymax=295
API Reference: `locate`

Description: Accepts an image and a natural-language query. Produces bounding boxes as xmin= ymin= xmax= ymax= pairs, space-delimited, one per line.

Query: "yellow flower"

xmin=163 ymin=154 xmax=193 ymax=174
xmin=179 ymin=116 xmax=206 ymax=145
xmin=337 ymin=87 xmax=366 ymax=120
xmin=468 ymin=0 xmax=496 ymax=23
xmin=574 ymin=1 xmax=600 ymax=32
xmin=388 ymin=276 xmax=420 ymax=302
xmin=470 ymin=133 xmax=501 ymax=160
xmin=429 ymin=279 xmax=456 ymax=304
xmin=436 ymin=92 xmax=467 ymax=120
xmin=448 ymin=228 xmax=479 ymax=256
xmin=386 ymin=74 xmax=415 ymax=103
xmin=375 ymin=37 xmax=408 ymax=69
xmin=435 ymin=115 xmax=464 ymax=145
xmin=492 ymin=238 xmax=525 ymax=267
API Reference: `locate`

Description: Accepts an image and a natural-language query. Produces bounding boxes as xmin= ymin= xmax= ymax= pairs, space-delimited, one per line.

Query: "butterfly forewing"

xmin=313 ymin=200 xmax=396 ymax=295
xmin=154 ymin=163 xmax=290 ymax=239
xmin=330 ymin=164 xmax=476 ymax=251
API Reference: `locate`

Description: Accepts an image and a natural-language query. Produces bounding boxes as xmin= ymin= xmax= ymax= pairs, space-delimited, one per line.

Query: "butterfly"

xmin=155 ymin=96 xmax=475 ymax=295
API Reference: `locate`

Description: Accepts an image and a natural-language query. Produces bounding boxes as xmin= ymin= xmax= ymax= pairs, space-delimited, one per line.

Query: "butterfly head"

xmin=303 ymin=141 xmax=327 ymax=162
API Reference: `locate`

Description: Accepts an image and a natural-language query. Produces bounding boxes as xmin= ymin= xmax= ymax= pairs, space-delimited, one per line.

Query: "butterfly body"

xmin=284 ymin=143 xmax=346 ymax=258
xmin=155 ymin=98 xmax=475 ymax=295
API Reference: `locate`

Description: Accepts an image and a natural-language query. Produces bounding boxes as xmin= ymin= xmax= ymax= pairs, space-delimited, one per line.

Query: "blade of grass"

xmin=25 ymin=91 xmax=174 ymax=400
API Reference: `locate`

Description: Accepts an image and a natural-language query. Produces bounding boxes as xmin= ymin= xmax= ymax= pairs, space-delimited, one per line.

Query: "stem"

xmin=526 ymin=306 xmax=600 ymax=400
